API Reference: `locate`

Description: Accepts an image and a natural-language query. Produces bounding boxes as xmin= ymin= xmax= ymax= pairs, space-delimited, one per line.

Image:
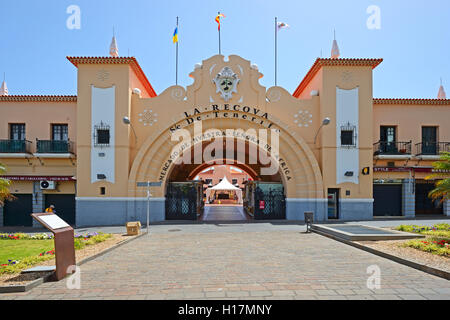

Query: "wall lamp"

xmin=314 ymin=117 xmax=331 ymax=144
xmin=122 ymin=116 xmax=138 ymax=144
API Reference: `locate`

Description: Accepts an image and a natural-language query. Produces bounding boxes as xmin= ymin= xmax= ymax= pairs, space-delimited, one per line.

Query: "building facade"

xmin=1 ymin=48 xmax=449 ymax=226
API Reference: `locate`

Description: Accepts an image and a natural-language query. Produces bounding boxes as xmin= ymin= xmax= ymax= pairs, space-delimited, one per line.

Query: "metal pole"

xmin=146 ymin=181 xmax=150 ymax=234
xmin=218 ymin=11 xmax=221 ymax=55
xmin=275 ymin=17 xmax=277 ymax=86
xmin=176 ymin=16 xmax=179 ymax=85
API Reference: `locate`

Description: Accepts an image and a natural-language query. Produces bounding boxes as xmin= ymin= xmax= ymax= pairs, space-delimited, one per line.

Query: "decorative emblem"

xmin=342 ymin=71 xmax=353 ymax=82
xmin=213 ymin=67 xmax=239 ymax=102
xmin=267 ymin=89 xmax=281 ymax=102
xmin=171 ymin=87 xmax=184 ymax=101
xmin=138 ymin=109 xmax=158 ymax=126
xmin=293 ymin=110 xmax=313 ymax=127
xmin=97 ymin=69 xmax=110 ymax=81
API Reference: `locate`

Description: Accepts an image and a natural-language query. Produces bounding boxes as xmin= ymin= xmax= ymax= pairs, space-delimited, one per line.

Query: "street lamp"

xmin=122 ymin=116 xmax=137 ymax=144
xmin=314 ymin=117 xmax=331 ymax=145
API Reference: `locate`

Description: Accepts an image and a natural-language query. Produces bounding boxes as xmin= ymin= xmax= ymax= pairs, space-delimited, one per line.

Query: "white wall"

xmin=91 ymin=86 xmax=115 ymax=183
xmin=336 ymin=87 xmax=359 ymax=185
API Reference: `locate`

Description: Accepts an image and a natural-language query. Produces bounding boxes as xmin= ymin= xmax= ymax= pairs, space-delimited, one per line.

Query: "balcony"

xmin=373 ymin=141 xmax=412 ymax=156
xmin=415 ymin=142 xmax=450 ymax=156
xmin=0 ymin=140 xmax=32 ymax=153
xmin=36 ymin=139 xmax=74 ymax=154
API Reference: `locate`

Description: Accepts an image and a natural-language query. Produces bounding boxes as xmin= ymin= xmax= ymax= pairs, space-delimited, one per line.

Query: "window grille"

xmin=340 ymin=122 xmax=357 ymax=147
xmin=93 ymin=122 xmax=110 ymax=147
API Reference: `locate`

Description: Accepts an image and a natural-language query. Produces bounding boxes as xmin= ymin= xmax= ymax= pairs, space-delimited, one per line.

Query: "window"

xmin=52 ymin=124 xmax=68 ymax=141
xmin=10 ymin=124 xmax=25 ymax=140
xmin=422 ymin=126 xmax=438 ymax=155
xmin=232 ymin=179 xmax=238 ymax=185
xmin=97 ymin=129 xmax=110 ymax=144
xmin=205 ymin=179 xmax=212 ymax=185
xmin=100 ymin=187 xmax=106 ymax=195
xmin=341 ymin=131 xmax=354 ymax=145
xmin=93 ymin=122 xmax=110 ymax=147
xmin=380 ymin=126 xmax=396 ymax=143
xmin=340 ymin=123 xmax=357 ymax=147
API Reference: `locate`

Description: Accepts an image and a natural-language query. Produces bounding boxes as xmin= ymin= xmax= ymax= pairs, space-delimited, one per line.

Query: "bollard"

xmin=304 ymin=211 xmax=314 ymax=233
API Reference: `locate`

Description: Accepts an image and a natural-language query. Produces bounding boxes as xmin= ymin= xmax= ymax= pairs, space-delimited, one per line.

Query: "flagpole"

xmin=218 ymin=11 xmax=221 ymax=55
xmin=176 ymin=16 xmax=179 ymax=85
xmin=275 ymin=17 xmax=277 ymax=86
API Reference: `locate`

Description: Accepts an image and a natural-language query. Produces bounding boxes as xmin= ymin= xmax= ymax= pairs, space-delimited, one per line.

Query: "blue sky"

xmin=0 ymin=0 xmax=449 ymax=98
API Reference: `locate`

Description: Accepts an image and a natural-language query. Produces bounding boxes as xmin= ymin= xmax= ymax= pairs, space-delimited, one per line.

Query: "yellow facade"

xmin=0 ymin=54 xmax=449 ymax=226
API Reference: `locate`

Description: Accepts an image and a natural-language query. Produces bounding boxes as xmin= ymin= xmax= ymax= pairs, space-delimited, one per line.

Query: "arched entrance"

xmin=163 ymin=138 xmax=286 ymax=221
xmin=128 ymin=113 xmax=325 ymax=222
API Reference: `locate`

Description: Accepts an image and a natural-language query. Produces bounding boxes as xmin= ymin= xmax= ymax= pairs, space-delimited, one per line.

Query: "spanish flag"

xmin=173 ymin=27 xmax=178 ymax=43
xmin=215 ymin=13 xmax=225 ymax=30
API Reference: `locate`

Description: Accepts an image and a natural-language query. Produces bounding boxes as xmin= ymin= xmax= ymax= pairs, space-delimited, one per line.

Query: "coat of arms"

xmin=213 ymin=67 xmax=239 ymax=102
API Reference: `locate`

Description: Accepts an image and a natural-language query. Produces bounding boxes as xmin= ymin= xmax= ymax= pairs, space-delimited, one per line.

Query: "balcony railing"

xmin=415 ymin=142 xmax=450 ymax=156
xmin=373 ymin=141 xmax=412 ymax=156
xmin=0 ymin=140 xmax=32 ymax=153
xmin=36 ymin=139 xmax=74 ymax=154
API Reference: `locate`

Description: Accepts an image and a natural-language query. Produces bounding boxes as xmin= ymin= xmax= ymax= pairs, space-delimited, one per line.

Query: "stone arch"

xmin=128 ymin=111 xmax=324 ymax=200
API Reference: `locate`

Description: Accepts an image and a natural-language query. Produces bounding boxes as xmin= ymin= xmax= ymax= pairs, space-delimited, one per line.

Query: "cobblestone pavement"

xmin=1 ymin=226 xmax=449 ymax=300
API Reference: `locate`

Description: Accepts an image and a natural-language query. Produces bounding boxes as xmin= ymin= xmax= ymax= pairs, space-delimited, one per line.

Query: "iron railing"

xmin=0 ymin=140 xmax=32 ymax=153
xmin=36 ymin=139 xmax=74 ymax=153
xmin=415 ymin=142 xmax=450 ymax=156
xmin=373 ymin=141 xmax=412 ymax=156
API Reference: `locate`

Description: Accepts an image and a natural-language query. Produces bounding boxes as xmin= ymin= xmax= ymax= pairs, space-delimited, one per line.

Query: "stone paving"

xmin=201 ymin=205 xmax=250 ymax=221
xmin=1 ymin=224 xmax=449 ymax=300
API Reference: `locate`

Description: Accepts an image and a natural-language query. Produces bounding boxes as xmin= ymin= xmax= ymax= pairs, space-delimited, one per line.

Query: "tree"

xmin=426 ymin=151 xmax=450 ymax=202
xmin=0 ymin=163 xmax=14 ymax=206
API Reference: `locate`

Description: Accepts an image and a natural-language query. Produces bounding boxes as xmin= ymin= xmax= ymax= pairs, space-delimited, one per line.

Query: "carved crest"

xmin=213 ymin=67 xmax=239 ymax=102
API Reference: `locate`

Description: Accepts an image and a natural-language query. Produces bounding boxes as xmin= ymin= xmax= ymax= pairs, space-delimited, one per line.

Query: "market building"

xmin=0 ymin=36 xmax=449 ymax=227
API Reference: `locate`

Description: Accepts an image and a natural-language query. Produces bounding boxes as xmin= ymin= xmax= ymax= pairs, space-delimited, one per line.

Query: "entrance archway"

xmin=128 ymin=114 xmax=325 ymax=221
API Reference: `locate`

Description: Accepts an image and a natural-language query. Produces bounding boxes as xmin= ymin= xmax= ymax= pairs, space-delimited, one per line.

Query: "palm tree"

xmin=426 ymin=151 xmax=450 ymax=202
xmin=0 ymin=163 xmax=14 ymax=206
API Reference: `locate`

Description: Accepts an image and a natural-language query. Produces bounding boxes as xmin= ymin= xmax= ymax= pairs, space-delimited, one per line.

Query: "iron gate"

xmin=165 ymin=182 xmax=203 ymax=220
xmin=253 ymin=183 xmax=286 ymax=220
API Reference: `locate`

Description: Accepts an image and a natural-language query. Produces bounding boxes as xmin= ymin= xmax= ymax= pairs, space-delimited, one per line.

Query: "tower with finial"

xmin=331 ymin=29 xmax=340 ymax=59
xmin=437 ymin=78 xmax=446 ymax=99
xmin=109 ymin=27 xmax=119 ymax=57
xmin=0 ymin=73 xmax=8 ymax=96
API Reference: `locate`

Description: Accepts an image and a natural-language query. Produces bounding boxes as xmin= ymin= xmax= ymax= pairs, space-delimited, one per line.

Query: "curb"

xmin=0 ymin=232 xmax=146 ymax=294
xmin=312 ymin=229 xmax=450 ymax=281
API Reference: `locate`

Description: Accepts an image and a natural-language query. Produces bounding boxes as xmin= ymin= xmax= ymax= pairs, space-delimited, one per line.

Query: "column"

xmin=0 ymin=205 xmax=3 ymax=227
xmin=32 ymin=181 xmax=45 ymax=228
xmin=444 ymin=199 xmax=450 ymax=217
xmin=402 ymin=178 xmax=415 ymax=218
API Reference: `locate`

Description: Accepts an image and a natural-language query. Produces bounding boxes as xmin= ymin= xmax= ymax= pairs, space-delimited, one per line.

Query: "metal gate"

xmin=45 ymin=194 xmax=76 ymax=225
xmin=253 ymin=182 xmax=286 ymax=220
xmin=165 ymin=182 xmax=203 ymax=220
xmin=415 ymin=182 xmax=443 ymax=215
xmin=373 ymin=184 xmax=402 ymax=216
xmin=3 ymin=194 xmax=33 ymax=226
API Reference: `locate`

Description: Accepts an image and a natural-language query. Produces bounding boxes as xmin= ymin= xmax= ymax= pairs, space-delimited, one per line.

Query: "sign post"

xmin=31 ymin=212 xmax=76 ymax=281
xmin=137 ymin=181 xmax=162 ymax=235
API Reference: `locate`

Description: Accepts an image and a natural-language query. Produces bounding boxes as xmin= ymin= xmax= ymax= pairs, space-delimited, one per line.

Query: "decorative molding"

xmin=293 ymin=109 xmax=313 ymax=128
xmin=0 ymin=95 xmax=77 ymax=102
xmin=374 ymin=98 xmax=450 ymax=105
xmin=138 ymin=109 xmax=158 ymax=126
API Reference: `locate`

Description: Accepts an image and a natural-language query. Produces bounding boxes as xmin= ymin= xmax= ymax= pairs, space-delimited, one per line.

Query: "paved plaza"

xmin=1 ymin=222 xmax=449 ymax=300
